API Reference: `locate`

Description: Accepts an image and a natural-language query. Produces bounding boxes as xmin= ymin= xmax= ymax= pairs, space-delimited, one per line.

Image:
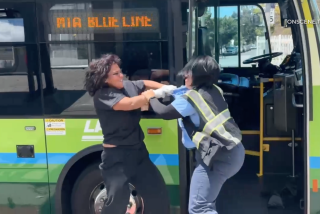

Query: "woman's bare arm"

xmin=113 ymin=95 xmax=149 ymax=111
xmin=143 ymin=80 xmax=164 ymax=90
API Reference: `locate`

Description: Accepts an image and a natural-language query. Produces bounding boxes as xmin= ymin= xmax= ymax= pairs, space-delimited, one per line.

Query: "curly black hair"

xmin=84 ymin=53 xmax=121 ymax=96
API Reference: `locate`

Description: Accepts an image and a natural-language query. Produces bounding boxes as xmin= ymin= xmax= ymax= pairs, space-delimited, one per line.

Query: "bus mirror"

xmin=281 ymin=18 xmax=289 ymax=28
xmin=198 ymin=5 xmax=206 ymax=17
xmin=279 ymin=0 xmax=289 ymax=27
xmin=279 ymin=10 xmax=290 ymax=28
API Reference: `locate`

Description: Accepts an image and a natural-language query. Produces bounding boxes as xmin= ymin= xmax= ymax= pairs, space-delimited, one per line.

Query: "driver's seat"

xmin=218 ymin=73 xmax=249 ymax=88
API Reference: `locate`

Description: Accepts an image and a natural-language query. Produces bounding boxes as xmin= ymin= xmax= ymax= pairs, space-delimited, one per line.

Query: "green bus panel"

xmin=0 ymin=118 xmax=180 ymax=214
xmin=310 ymin=86 xmax=320 ymax=214
xmin=0 ymin=119 xmax=47 ymax=169
xmin=0 ymin=119 xmax=50 ymax=213
xmin=44 ymin=118 xmax=179 ymax=184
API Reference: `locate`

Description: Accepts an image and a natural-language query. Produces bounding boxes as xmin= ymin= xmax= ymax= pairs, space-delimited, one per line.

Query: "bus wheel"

xmin=71 ymin=163 xmax=102 ymax=214
xmin=70 ymin=163 xmax=144 ymax=214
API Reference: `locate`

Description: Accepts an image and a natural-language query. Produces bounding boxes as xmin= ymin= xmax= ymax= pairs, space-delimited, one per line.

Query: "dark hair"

xmin=178 ymin=55 xmax=220 ymax=89
xmin=84 ymin=54 xmax=121 ymax=96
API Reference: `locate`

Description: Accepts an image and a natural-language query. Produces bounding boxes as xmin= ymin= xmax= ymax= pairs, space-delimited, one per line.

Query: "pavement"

xmin=219 ymin=48 xmax=262 ymax=67
xmin=219 ymin=49 xmax=286 ymax=67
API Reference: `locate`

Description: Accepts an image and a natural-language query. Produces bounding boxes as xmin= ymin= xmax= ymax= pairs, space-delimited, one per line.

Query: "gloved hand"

xmin=153 ymin=88 xmax=167 ymax=98
xmin=153 ymin=85 xmax=177 ymax=98
xmin=161 ymin=85 xmax=177 ymax=95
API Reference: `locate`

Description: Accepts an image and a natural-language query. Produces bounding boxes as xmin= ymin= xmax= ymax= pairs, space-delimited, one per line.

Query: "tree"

xmin=219 ymin=16 xmax=238 ymax=46
xmin=240 ymin=6 xmax=264 ymax=45
xmin=202 ymin=9 xmax=238 ymax=49
xmin=201 ymin=6 xmax=266 ymax=52
xmin=202 ymin=9 xmax=215 ymax=51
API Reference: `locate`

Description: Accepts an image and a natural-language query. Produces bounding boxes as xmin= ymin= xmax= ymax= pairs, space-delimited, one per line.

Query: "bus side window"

xmin=38 ymin=1 xmax=169 ymax=115
xmin=0 ymin=6 xmax=42 ymax=116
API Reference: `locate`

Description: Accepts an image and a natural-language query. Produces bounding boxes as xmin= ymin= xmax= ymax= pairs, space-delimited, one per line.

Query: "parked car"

xmin=224 ymin=46 xmax=238 ymax=55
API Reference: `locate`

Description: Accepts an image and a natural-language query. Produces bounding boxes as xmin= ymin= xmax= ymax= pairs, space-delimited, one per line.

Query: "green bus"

xmin=0 ymin=0 xmax=319 ymax=213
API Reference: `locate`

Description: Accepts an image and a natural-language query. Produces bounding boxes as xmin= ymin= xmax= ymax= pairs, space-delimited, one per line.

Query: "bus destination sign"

xmin=49 ymin=8 xmax=159 ymax=34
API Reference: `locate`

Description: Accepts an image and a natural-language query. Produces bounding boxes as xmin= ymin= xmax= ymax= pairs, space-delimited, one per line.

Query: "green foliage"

xmin=202 ymin=9 xmax=215 ymax=49
xmin=219 ymin=14 xmax=238 ymax=46
xmin=202 ymin=6 xmax=266 ymax=49
xmin=241 ymin=6 xmax=260 ymax=44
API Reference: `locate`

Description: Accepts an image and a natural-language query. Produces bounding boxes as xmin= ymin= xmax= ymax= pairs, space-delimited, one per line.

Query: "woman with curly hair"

xmin=84 ymin=53 xmax=176 ymax=214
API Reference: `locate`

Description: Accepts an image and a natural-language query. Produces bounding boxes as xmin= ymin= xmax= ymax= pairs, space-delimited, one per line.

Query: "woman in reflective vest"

xmin=142 ymin=55 xmax=245 ymax=214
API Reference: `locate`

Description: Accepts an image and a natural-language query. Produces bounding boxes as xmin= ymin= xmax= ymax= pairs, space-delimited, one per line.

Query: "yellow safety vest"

xmin=181 ymin=85 xmax=242 ymax=151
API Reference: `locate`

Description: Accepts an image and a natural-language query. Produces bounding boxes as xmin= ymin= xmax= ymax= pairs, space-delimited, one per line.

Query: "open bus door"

xmin=182 ymin=0 xmax=317 ymax=213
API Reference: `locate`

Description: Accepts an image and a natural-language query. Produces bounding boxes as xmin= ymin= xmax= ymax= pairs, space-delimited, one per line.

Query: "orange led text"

xmin=56 ymin=16 xmax=153 ymax=28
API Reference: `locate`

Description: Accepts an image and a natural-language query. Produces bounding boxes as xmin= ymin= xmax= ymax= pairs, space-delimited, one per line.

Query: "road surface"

xmin=219 ymin=49 xmax=259 ymax=67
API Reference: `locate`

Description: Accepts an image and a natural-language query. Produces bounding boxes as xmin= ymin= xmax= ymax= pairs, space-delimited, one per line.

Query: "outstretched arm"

xmin=149 ymin=98 xmax=183 ymax=120
xmin=143 ymin=80 xmax=164 ymax=90
xmin=96 ymin=87 xmax=155 ymax=111
xmin=148 ymin=96 xmax=196 ymax=120
xmin=131 ymin=80 xmax=170 ymax=93
xmin=112 ymin=94 xmax=151 ymax=111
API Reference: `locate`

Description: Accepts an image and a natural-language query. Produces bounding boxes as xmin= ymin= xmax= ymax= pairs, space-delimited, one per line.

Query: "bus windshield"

xmin=192 ymin=5 xmax=291 ymax=67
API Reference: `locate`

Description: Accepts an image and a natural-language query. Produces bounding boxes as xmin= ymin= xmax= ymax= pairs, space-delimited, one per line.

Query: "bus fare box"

xmin=273 ymin=73 xmax=297 ymax=132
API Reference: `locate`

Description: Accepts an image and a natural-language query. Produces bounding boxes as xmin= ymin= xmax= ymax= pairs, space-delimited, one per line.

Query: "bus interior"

xmin=0 ymin=0 xmax=307 ymax=213
xmin=183 ymin=0 xmax=306 ymax=213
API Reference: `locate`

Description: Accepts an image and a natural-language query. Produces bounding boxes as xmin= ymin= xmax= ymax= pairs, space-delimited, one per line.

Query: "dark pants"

xmin=99 ymin=143 xmax=171 ymax=214
xmin=189 ymin=143 xmax=245 ymax=213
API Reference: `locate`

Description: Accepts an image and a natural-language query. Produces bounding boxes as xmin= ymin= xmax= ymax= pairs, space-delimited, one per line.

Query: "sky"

xmin=208 ymin=6 xmax=237 ymax=18
xmin=0 ymin=18 xmax=25 ymax=42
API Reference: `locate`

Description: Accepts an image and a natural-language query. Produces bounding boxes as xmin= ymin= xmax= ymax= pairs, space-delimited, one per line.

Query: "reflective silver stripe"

xmin=203 ymin=110 xmax=231 ymax=135
xmin=213 ymin=84 xmax=223 ymax=95
xmin=192 ymin=132 xmax=210 ymax=148
xmin=184 ymin=89 xmax=241 ymax=147
xmin=213 ymin=84 xmax=225 ymax=101
xmin=215 ymin=125 xmax=241 ymax=145
xmin=194 ymin=126 xmax=241 ymax=149
xmin=183 ymin=90 xmax=215 ymax=120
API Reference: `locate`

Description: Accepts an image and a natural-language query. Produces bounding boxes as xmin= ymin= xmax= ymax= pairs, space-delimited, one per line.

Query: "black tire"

xmin=71 ymin=163 xmax=103 ymax=214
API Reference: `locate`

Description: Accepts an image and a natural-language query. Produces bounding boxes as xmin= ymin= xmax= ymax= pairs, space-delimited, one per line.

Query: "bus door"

xmin=184 ymin=0 xmax=311 ymax=213
xmin=0 ymin=2 xmax=50 ymax=214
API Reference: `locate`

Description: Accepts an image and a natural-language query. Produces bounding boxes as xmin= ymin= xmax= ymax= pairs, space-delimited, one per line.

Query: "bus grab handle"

xmin=292 ymin=92 xmax=303 ymax=108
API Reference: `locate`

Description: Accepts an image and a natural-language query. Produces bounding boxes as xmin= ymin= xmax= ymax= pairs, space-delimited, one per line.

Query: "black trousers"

xmin=99 ymin=143 xmax=171 ymax=214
